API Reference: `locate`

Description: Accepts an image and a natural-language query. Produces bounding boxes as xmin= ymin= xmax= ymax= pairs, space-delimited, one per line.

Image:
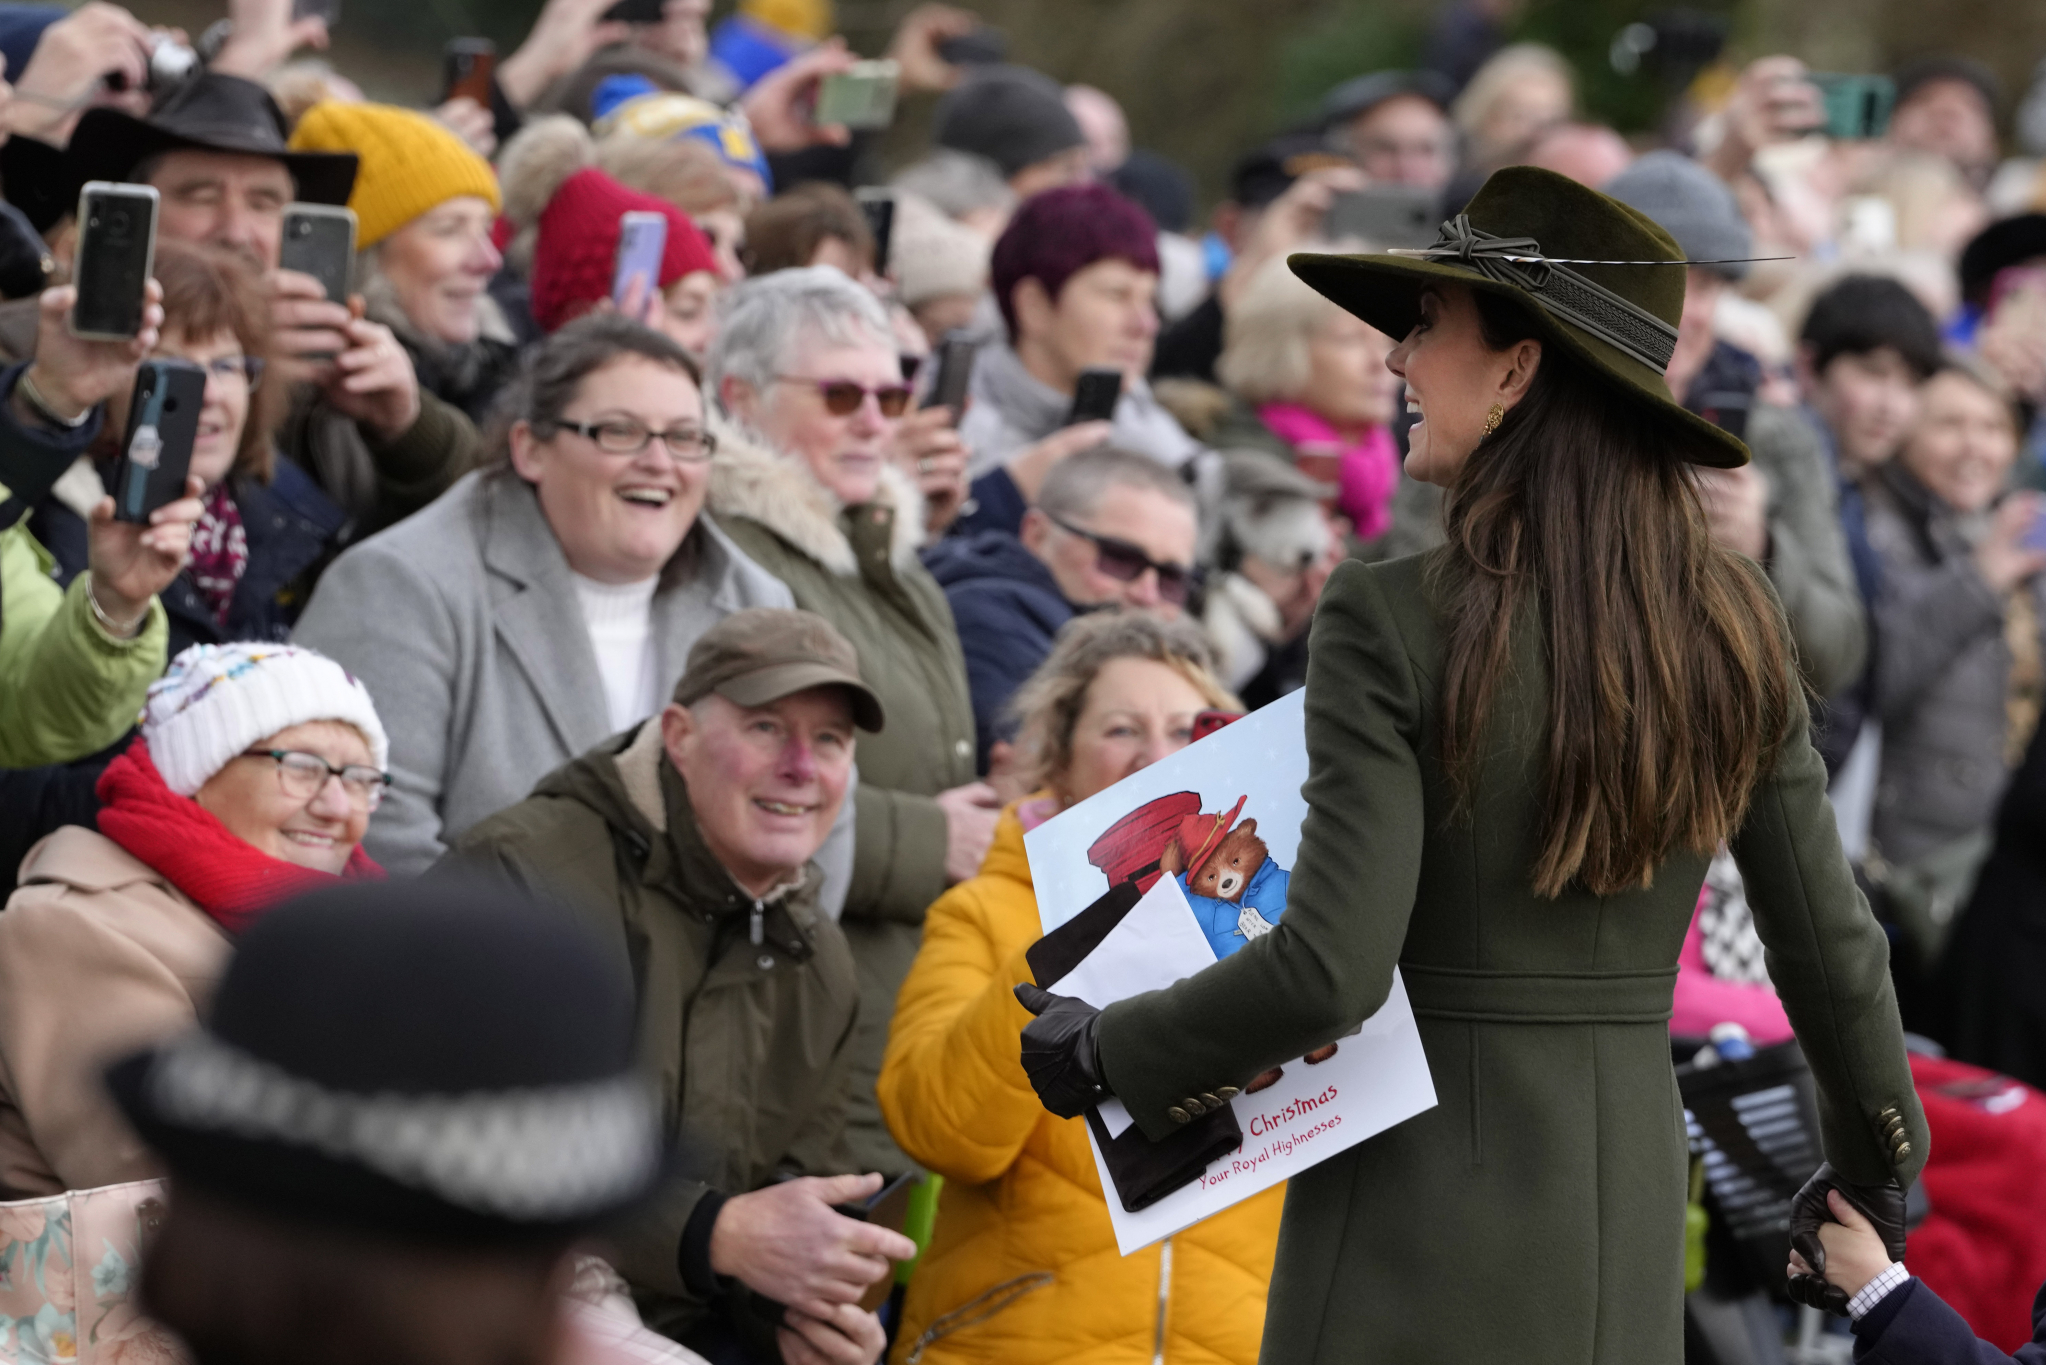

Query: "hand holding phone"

xmin=110 ymin=359 xmax=206 ymax=524
xmin=814 ymin=59 xmax=900 ymax=131
xmin=922 ymin=335 xmax=978 ymax=414
xmin=855 ymin=190 xmax=896 ymax=274
xmin=279 ymin=204 xmax=358 ymax=306
xmin=441 ymin=37 xmax=496 ymax=105
xmin=613 ymin=211 xmax=669 ymax=308
xmin=71 ymin=183 xmax=159 ymax=341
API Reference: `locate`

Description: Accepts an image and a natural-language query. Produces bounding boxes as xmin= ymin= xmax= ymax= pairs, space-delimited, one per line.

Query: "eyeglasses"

xmin=240 ymin=749 xmax=391 ymax=811
xmin=555 ymin=417 xmax=718 ymax=462
xmin=1045 ymin=512 xmax=1197 ymax=606
xmin=178 ymin=355 xmax=265 ymax=389
xmin=773 ymin=376 xmax=914 ymax=418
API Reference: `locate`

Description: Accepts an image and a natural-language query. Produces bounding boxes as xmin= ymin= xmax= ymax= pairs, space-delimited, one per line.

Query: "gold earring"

xmin=1483 ymin=403 xmax=1504 ymax=436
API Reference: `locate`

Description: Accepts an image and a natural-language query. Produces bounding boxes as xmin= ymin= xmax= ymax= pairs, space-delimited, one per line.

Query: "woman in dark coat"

xmin=1015 ymin=169 xmax=1928 ymax=1364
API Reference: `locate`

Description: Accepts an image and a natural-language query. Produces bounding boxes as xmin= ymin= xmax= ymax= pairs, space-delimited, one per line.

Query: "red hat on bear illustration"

xmin=1087 ymin=791 xmax=1202 ymax=891
xmin=1167 ymin=796 xmax=1248 ymax=881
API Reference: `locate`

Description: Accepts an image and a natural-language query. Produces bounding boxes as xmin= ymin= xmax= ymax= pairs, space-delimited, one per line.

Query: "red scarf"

xmin=95 ymin=739 xmax=383 ymax=936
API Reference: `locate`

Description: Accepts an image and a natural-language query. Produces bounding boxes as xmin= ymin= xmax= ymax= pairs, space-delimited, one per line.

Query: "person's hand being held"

xmin=708 ymin=1174 xmax=915 ymax=1320
xmin=741 ymin=38 xmax=858 ymax=152
xmin=1786 ymin=1189 xmax=1896 ymax=1304
xmin=936 ymin=781 xmax=1000 ymax=883
xmin=778 ymin=1302 xmax=888 ymax=1365
xmin=1975 ymin=492 xmax=2046 ymax=593
xmin=86 ymin=473 xmax=202 ymax=635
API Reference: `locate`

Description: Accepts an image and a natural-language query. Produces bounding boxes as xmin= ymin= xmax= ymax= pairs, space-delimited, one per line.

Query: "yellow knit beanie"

xmin=288 ymin=102 xmax=501 ymax=250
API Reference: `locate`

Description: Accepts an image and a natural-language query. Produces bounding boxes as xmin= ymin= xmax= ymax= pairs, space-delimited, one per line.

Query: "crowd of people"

xmin=0 ymin=0 xmax=2044 ymax=1361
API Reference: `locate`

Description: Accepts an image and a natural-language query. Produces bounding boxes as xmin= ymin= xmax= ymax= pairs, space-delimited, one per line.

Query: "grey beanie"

xmin=935 ymin=65 xmax=1085 ymax=179
xmin=1603 ymin=151 xmax=1754 ymax=281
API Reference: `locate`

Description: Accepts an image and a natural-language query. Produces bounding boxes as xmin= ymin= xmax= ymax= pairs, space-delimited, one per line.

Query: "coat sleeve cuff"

xmin=360 ymin=391 xmax=477 ymax=508
xmin=846 ymin=783 xmax=951 ymax=924
xmin=677 ymin=1188 xmax=729 ymax=1299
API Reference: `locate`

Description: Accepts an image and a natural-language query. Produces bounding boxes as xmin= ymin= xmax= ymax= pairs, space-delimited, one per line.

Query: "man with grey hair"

xmin=923 ymin=446 xmax=1200 ymax=772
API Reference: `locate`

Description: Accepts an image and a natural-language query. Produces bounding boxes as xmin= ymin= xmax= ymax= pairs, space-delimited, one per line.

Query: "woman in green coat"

xmin=1015 ymin=168 xmax=1928 ymax=1363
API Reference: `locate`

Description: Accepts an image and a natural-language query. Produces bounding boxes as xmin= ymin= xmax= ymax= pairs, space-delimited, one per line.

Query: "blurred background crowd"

xmin=1 ymin=0 xmax=2045 ymax=1363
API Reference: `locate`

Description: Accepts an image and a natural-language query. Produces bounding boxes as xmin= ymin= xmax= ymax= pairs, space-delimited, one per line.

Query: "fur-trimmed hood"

xmin=706 ymin=412 xmax=925 ymax=578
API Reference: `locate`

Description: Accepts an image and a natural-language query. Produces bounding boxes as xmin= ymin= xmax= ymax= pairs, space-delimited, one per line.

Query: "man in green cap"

xmin=443 ymin=607 xmax=910 ymax=1364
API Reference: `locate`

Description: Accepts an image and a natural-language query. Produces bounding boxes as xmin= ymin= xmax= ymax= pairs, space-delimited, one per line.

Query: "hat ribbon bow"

xmin=1401 ymin=214 xmax=1680 ymax=375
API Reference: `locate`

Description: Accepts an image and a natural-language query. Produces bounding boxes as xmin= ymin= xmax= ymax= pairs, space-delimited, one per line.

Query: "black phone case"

xmin=859 ymin=196 xmax=895 ymax=271
xmin=73 ymin=188 xmax=157 ymax=340
xmin=923 ymin=336 xmax=979 ymax=411
xmin=110 ymin=361 xmax=205 ymax=524
xmin=1064 ymin=369 xmax=1122 ymax=427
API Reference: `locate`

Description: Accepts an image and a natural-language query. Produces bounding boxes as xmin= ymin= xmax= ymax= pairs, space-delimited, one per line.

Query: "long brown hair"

xmin=1432 ymin=293 xmax=1796 ymax=898
xmin=152 ymin=240 xmax=286 ymax=483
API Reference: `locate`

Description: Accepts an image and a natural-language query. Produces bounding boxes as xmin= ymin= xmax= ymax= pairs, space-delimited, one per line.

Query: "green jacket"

xmin=1095 ymin=553 xmax=1926 ymax=1364
xmin=0 ymin=485 xmax=165 ymax=769
xmin=709 ymin=429 xmax=977 ymax=1176
xmin=440 ymin=721 xmax=860 ymax=1344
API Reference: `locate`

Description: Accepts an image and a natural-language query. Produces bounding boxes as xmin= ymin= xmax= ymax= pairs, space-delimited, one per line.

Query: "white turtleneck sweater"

xmin=571 ymin=572 xmax=661 ymax=733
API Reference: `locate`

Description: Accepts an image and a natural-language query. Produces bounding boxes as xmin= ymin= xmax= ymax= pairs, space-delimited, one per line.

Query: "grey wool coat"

xmin=292 ymin=470 xmax=848 ymax=882
xmin=1093 ymin=553 xmax=1926 ymax=1365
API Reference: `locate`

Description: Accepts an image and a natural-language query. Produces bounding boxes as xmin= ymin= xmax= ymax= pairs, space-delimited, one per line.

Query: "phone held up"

xmin=923 ymin=335 xmax=979 ymax=415
xmin=613 ymin=211 xmax=669 ymax=308
xmin=1064 ymin=367 xmax=1122 ymax=427
xmin=855 ymin=189 xmax=896 ymax=273
xmin=279 ymin=203 xmax=358 ymax=305
xmin=1322 ymin=185 xmax=1439 ymax=250
xmin=815 ymin=60 xmax=901 ymax=131
xmin=71 ymin=182 xmax=159 ymax=342
xmin=441 ymin=38 xmax=496 ymax=106
xmin=110 ymin=360 xmax=205 ymax=524
xmin=1809 ymin=73 xmax=1896 ymax=141
xmin=600 ymin=0 xmax=665 ymax=21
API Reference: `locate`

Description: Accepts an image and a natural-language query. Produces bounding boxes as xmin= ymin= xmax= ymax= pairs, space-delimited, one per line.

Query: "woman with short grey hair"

xmin=296 ymin=315 xmax=812 ymax=884
xmin=707 ymin=266 xmax=987 ymax=1179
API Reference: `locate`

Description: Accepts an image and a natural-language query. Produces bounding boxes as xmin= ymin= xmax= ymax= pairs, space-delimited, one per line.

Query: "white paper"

xmin=1024 ymin=689 xmax=1439 ymax=1255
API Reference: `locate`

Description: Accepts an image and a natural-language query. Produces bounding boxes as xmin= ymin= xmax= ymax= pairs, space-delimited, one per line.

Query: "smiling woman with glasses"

xmin=26 ymin=239 xmax=344 ymax=662
xmin=0 ymin=642 xmax=389 ymax=1196
xmin=296 ymin=314 xmax=803 ymax=881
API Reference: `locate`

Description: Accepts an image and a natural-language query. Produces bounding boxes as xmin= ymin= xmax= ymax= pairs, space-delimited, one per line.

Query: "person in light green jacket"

xmin=0 ymin=282 xmax=202 ymax=768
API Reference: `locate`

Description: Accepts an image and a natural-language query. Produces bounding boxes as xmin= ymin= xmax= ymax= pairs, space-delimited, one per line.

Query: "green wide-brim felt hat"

xmin=1289 ymin=165 xmax=1750 ymax=468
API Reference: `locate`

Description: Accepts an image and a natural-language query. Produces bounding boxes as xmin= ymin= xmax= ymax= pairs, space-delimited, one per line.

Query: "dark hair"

xmin=990 ymin=182 xmax=1159 ymax=339
xmin=1433 ymin=291 xmax=1796 ymax=898
xmin=742 ymin=183 xmax=874 ymax=277
xmin=1799 ymin=274 xmax=1943 ymax=380
xmin=152 ymin=240 xmax=285 ymax=482
xmin=1892 ymin=55 xmax=2000 ymax=117
xmin=141 ymin=1181 xmax=567 ymax=1365
xmin=488 ymin=312 xmax=700 ymax=467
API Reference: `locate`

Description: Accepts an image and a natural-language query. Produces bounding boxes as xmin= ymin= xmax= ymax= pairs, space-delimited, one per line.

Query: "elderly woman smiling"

xmin=706 ymin=266 xmax=987 ymax=1178
xmin=296 ymin=315 xmax=801 ymax=879
xmin=0 ymin=644 xmax=387 ymax=1196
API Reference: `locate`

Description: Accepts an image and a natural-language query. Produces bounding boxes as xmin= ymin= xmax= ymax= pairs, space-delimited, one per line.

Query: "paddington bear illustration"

xmin=1158 ymin=797 xmax=1291 ymax=960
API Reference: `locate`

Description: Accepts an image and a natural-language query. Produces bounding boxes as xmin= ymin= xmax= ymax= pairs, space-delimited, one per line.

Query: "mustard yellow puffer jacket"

xmin=879 ymin=804 xmax=1283 ymax=1365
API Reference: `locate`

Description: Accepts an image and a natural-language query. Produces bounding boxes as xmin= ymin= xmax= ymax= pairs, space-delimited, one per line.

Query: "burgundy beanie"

xmin=990 ymin=182 xmax=1159 ymax=339
xmin=531 ymin=168 xmax=721 ymax=333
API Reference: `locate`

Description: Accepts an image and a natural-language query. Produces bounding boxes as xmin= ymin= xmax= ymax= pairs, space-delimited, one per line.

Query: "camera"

xmin=107 ymin=35 xmax=199 ymax=95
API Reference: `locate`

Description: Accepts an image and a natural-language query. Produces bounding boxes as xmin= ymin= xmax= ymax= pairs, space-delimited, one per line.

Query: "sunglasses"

xmin=774 ymin=375 xmax=913 ymax=418
xmin=1046 ymin=512 xmax=1196 ymax=606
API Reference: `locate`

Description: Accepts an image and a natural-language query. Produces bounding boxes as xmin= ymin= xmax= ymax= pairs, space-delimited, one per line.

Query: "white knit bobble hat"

xmin=142 ymin=644 xmax=390 ymax=798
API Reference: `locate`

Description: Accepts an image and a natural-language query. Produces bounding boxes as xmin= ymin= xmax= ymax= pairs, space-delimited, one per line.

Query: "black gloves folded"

xmin=1785 ymin=1162 xmax=1908 ymax=1316
xmin=1015 ymin=983 xmax=1110 ymax=1119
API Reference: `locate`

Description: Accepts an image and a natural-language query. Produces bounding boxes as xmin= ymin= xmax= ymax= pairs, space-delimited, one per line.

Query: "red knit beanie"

xmin=531 ymin=168 xmax=720 ymax=333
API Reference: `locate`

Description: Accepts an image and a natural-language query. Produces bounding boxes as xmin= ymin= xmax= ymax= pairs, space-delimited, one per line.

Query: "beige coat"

xmin=0 ymin=828 xmax=230 ymax=1196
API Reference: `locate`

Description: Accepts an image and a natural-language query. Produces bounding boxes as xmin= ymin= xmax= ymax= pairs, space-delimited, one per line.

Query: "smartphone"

xmin=814 ymin=60 xmax=900 ymax=131
xmin=109 ymin=360 xmax=205 ymax=524
xmin=279 ymin=203 xmax=357 ymax=305
xmin=1192 ymin=710 xmax=1244 ymax=742
xmin=613 ymin=211 xmax=668 ymax=307
xmin=70 ymin=182 xmax=159 ymax=341
xmin=601 ymin=0 xmax=665 ymax=20
xmin=855 ymin=188 xmax=896 ymax=272
xmin=833 ymin=1171 xmax=920 ymax=1311
xmin=1323 ymin=185 xmax=1440 ymax=250
xmin=292 ymin=0 xmax=340 ymax=22
xmin=923 ymin=335 xmax=978 ymax=413
xmin=441 ymin=37 xmax=497 ymax=106
xmin=1811 ymin=73 xmax=1895 ymax=142
xmin=1064 ymin=368 xmax=1122 ymax=427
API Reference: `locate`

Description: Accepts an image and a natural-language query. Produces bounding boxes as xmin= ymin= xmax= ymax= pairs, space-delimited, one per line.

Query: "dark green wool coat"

xmin=710 ymin=430 xmax=978 ymax=1177
xmin=1096 ymin=552 xmax=1927 ymax=1364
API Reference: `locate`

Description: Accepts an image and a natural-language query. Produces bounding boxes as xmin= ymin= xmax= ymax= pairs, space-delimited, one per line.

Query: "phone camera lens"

xmin=108 ymin=211 xmax=130 ymax=233
xmin=88 ymin=216 xmax=101 ymax=229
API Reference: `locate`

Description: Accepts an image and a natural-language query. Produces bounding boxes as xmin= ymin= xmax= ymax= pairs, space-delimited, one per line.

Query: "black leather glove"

xmin=1785 ymin=1162 xmax=1908 ymax=1316
xmin=1015 ymin=983 xmax=1110 ymax=1119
